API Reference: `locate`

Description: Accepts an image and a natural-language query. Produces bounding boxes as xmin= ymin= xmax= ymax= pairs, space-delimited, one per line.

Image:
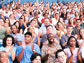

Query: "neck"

xmin=49 ymin=43 xmax=54 ymax=47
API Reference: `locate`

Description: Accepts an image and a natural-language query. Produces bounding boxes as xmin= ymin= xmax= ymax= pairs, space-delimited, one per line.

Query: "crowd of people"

xmin=0 ymin=0 xmax=84 ymax=63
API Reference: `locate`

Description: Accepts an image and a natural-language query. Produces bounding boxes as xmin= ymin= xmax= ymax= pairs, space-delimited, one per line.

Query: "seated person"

xmin=31 ymin=53 xmax=41 ymax=63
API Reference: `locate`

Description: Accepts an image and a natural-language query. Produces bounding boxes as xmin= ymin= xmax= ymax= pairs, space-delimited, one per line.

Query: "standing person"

xmin=64 ymin=36 xmax=82 ymax=63
xmin=16 ymin=32 xmax=41 ymax=63
xmin=42 ymin=33 xmax=61 ymax=63
xmin=3 ymin=35 xmax=16 ymax=63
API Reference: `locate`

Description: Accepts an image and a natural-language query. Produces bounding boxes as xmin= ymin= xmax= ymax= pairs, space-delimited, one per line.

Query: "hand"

xmin=22 ymin=40 xmax=26 ymax=49
xmin=46 ymin=48 xmax=50 ymax=55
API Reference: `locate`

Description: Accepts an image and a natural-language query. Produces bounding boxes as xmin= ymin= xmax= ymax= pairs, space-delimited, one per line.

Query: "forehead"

xmin=58 ymin=51 xmax=65 ymax=56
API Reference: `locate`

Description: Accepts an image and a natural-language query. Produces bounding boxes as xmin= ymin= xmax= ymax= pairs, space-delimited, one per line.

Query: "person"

xmin=55 ymin=49 xmax=67 ymax=63
xmin=64 ymin=36 xmax=82 ymax=63
xmin=31 ymin=53 xmax=41 ymax=63
xmin=16 ymin=32 xmax=41 ymax=63
xmin=10 ymin=25 xmax=24 ymax=46
xmin=42 ymin=33 xmax=61 ymax=63
xmin=41 ymin=25 xmax=59 ymax=45
xmin=60 ymin=25 xmax=73 ymax=49
xmin=0 ymin=51 xmax=9 ymax=63
xmin=3 ymin=35 xmax=16 ymax=63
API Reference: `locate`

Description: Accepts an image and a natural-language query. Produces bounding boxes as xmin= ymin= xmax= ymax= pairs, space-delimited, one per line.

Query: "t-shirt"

xmin=16 ymin=43 xmax=41 ymax=63
xmin=64 ymin=48 xmax=79 ymax=63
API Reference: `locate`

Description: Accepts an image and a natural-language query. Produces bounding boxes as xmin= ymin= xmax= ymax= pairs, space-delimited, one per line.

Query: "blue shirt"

xmin=16 ymin=43 xmax=41 ymax=63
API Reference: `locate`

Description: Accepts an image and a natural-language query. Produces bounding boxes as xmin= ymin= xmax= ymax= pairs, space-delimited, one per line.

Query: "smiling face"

xmin=69 ymin=37 xmax=76 ymax=47
xmin=57 ymin=51 xmax=67 ymax=63
xmin=6 ymin=37 xmax=12 ymax=46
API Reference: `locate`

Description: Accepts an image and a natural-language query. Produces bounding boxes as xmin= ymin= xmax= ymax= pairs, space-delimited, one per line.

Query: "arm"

xmin=77 ymin=48 xmax=82 ymax=63
xmin=16 ymin=41 xmax=25 ymax=62
xmin=16 ymin=48 xmax=24 ymax=62
xmin=66 ymin=48 xmax=73 ymax=63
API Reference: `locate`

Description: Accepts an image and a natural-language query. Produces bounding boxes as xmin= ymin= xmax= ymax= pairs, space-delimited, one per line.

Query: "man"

xmin=72 ymin=19 xmax=81 ymax=37
xmin=60 ymin=25 xmax=73 ymax=49
xmin=31 ymin=53 xmax=41 ymax=63
xmin=41 ymin=25 xmax=59 ymax=45
xmin=42 ymin=33 xmax=61 ymax=63
xmin=10 ymin=25 xmax=24 ymax=46
xmin=39 ymin=18 xmax=56 ymax=37
xmin=55 ymin=49 xmax=67 ymax=63
xmin=16 ymin=32 xmax=41 ymax=63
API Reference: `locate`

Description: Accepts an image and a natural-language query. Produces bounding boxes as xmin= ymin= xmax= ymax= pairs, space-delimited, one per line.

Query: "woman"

xmin=77 ymin=28 xmax=84 ymax=48
xmin=64 ymin=36 xmax=82 ymax=63
xmin=3 ymin=35 xmax=16 ymax=63
xmin=56 ymin=21 xmax=66 ymax=39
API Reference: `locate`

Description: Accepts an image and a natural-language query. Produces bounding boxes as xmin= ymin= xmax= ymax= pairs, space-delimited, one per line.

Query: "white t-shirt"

xmin=64 ymin=48 xmax=79 ymax=63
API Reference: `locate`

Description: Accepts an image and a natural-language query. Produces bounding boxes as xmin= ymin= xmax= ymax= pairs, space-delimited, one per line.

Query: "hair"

xmin=46 ymin=25 xmax=53 ymax=29
xmin=25 ymin=32 xmax=32 ymax=37
xmin=30 ymin=53 xmax=41 ymax=61
xmin=67 ymin=36 xmax=78 ymax=47
xmin=11 ymin=25 xmax=18 ymax=29
xmin=55 ymin=49 xmax=64 ymax=58
xmin=66 ymin=25 xmax=73 ymax=29
xmin=3 ymin=35 xmax=15 ymax=47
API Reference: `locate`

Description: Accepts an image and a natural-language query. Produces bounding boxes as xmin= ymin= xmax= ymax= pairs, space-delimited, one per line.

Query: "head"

xmin=66 ymin=25 xmax=73 ymax=34
xmin=31 ymin=53 xmax=41 ymax=63
xmin=11 ymin=25 xmax=18 ymax=34
xmin=27 ymin=26 xmax=35 ymax=33
xmin=67 ymin=36 xmax=78 ymax=47
xmin=0 ymin=51 xmax=9 ymax=63
xmin=55 ymin=49 xmax=67 ymax=63
xmin=46 ymin=25 xmax=53 ymax=34
xmin=78 ymin=28 xmax=84 ymax=39
xmin=0 ymin=19 xmax=4 ymax=26
xmin=75 ymin=19 xmax=81 ymax=27
xmin=47 ymin=33 xmax=54 ymax=44
xmin=3 ymin=35 xmax=14 ymax=47
xmin=24 ymin=32 xmax=32 ymax=44
xmin=44 ymin=18 xmax=50 ymax=26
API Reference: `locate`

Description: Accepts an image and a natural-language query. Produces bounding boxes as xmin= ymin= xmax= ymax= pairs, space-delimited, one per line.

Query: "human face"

xmin=6 ymin=37 xmax=12 ymax=46
xmin=80 ymin=29 xmax=84 ymax=39
xmin=25 ymin=35 xmax=32 ymax=44
xmin=47 ymin=26 xmax=53 ymax=34
xmin=67 ymin=27 xmax=73 ymax=34
xmin=76 ymin=20 xmax=81 ymax=27
xmin=11 ymin=25 xmax=17 ymax=34
xmin=47 ymin=34 xmax=54 ymax=44
xmin=69 ymin=38 xmax=76 ymax=47
xmin=44 ymin=19 xmax=50 ymax=26
xmin=0 ymin=52 xmax=9 ymax=63
xmin=32 ymin=56 xmax=41 ymax=63
xmin=57 ymin=51 xmax=67 ymax=63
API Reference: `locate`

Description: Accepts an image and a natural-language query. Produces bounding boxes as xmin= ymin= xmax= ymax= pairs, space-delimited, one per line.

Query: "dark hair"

xmin=30 ymin=53 xmax=41 ymax=61
xmin=67 ymin=36 xmax=78 ymax=47
xmin=3 ymin=35 xmax=15 ymax=47
xmin=25 ymin=32 xmax=32 ymax=37
xmin=66 ymin=25 xmax=73 ymax=29
xmin=55 ymin=49 xmax=64 ymax=58
xmin=46 ymin=25 xmax=53 ymax=29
